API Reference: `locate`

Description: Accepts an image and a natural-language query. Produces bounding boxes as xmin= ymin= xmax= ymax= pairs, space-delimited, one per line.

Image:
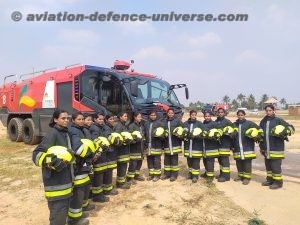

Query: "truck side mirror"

xmin=131 ymin=80 xmax=138 ymax=97
xmin=185 ymin=87 xmax=189 ymax=99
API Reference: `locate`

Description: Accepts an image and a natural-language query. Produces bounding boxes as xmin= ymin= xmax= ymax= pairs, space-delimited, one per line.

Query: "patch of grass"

xmin=248 ymin=210 xmax=267 ymax=225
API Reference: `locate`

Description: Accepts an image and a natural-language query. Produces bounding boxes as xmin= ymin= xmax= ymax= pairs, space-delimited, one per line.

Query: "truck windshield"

xmin=125 ymin=78 xmax=180 ymax=107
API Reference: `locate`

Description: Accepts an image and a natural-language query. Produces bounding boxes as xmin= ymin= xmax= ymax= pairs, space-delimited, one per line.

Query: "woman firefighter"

xmin=215 ymin=108 xmax=234 ymax=182
xmin=201 ymin=111 xmax=221 ymax=182
xmin=144 ymin=110 xmax=165 ymax=182
xmin=232 ymin=109 xmax=261 ymax=185
xmin=127 ymin=112 xmax=146 ymax=183
xmin=68 ymin=112 xmax=96 ymax=225
xmin=183 ymin=110 xmax=206 ymax=183
xmin=161 ymin=108 xmax=184 ymax=182
xmin=90 ymin=112 xmax=111 ymax=202
xmin=114 ymin=112 xmax=132 ymax=189
xmin=259 ymin=104 xmax=295 ymax=189
xmin=32 ymin=109 xmax=75 ymax=225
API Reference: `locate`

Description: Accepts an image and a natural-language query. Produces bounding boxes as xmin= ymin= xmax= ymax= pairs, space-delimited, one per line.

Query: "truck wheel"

xmin=7 ymin=118 xmax=24 ymax=142
xmin=23 ymin=118 xmax=40 ymax=145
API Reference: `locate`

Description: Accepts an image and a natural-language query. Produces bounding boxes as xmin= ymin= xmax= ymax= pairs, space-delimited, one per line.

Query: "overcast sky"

xmin=1 ymin=0 xmax=299 ymax=106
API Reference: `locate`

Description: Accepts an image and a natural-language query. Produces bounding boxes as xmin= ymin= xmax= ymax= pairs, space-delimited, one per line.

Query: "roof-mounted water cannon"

xmin=113 ymin=60 xmax=130 ymax=70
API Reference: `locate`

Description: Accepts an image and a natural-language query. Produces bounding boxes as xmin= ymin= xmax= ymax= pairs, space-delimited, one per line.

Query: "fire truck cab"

xmin=0 ymin=60 xmax=188 ymax=144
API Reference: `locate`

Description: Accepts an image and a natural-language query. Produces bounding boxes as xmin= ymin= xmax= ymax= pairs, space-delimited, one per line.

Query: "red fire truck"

xmin=0 ymin=60 xmax=188 ymax=144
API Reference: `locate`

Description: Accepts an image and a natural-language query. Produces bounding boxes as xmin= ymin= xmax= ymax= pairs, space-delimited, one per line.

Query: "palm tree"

xmin=237 ymin=93 xmax=246 ymax=107
xmin=280 ymin=98 xmax=287 ymax=109
xmin=247 ymin=94 xmax=256 ymax=110
xmin=231 ymin=99 xmax=239 ymax=110
xmin=222 ymin=95 xmax=231 ymax=105
xmin=259 ymin=94 xmax=268 ymax=110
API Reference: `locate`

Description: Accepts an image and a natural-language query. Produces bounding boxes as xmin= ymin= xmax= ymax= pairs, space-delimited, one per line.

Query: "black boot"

xmin=269 ymin=181 xmax=283 ymax=189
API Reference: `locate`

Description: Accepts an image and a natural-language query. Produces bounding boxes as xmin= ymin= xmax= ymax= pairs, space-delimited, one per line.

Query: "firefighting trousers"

xmin=218 ymin=156 xmax=230 ymax=179
xmin=92 ymin=172 xmax=104 ymax=197
xmin=236 ymin=159 xmax=252 ymax=179
xmin=68 ymin=185 xmax=85 ymax=221
xmin=264 ymin=158 xmax=282 ymax=183
xmin=127 ymin=159 xmax=143 ymax=179
xmin=103 ymin=169 xmax=114 ymax=192
xmin=187 ymin=157 xmax=200 ymax=178
xmin=48 ymin=198 xmax=70 ymax=225
xmin=203 ymin=157 xmax=215 ymax=178
xmin=82 ymin=183 xmax=91 ymax=208
xmin=164 ymin=154 xmax=179 ymax=178
xmin=147 ymin=155 xmax=162 ymax=177
xmin=117 ymin=162 xmax=128 ymax=184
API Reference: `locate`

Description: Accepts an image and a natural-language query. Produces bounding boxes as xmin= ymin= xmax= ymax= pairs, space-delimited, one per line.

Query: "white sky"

xmin=1 ymin=0 xmax=299 ymax=105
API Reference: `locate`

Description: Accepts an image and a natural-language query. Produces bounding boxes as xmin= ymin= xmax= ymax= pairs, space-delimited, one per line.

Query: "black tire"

xmin=23 ymin=118 xmax=40 ymax=145
xmin=7 ymin=118 xmax=24 ymax=142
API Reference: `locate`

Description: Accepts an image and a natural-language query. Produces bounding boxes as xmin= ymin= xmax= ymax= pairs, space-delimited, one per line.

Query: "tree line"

xmin=186 ymin=94 xmax=288 ymax=111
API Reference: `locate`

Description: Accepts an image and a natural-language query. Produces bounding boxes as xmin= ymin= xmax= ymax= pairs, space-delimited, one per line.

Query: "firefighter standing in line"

xmin=232 ymin=110 xmax=260 ymax=185
xmin=201 ymin=111 xmax=220 ymax=182
xmin=144 ymin=110 xmax=164 ymax=182
xmin=103 ymin=114 xmax=119 ymax=195
xmin=259 ymin=105 xmax=295 ymax=189
xmin=82 ymin=113 xmax=94 ymax=200
xmin=90 ymin=112 xmax=110 ymax=202
xmin=215 ymin=108 xmax=233 ymax=182
xmin=114 ymin=112 xmax=132 ymax=189
xmin=183 ymin=110 xmax=206 ymax=183
xmin=32 ymin=109 xmax=74 ymax=225
xmin=127 ymin=112 xmax=146 ymax=184
xmin=161 ymin=108 xmax=184 ymax=182
xmin=68 ymin=112 xmax=96 ymax=225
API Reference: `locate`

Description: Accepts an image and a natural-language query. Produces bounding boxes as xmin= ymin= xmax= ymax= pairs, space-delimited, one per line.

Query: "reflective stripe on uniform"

xmin=44 ymin=183 xmax=73 ymax=199
xmin=103 ymin=184 xmax=113 ymax=191
xmin=220 ymin=166 xmax=230 ymax=173
xmin=170 ymin=166 xmax=179 ymax=171
xmin=130 ymin=153 xmax=142 ymax=160
xmin=82 ymin=200 xmax=89 ymax=208
xmin=93 ymin=163 xmax=108 ymax=172
xmin=117 ymin=155 xmax=130 ymax=163
xmin=92 ymin=186 xmax=103 ymax=194
xmin=164 ymin=147 xmax=181 ymax=154
xmin=190 ymin=168 xmax=200 ymax=175
xmin=269 ymin=151 xmax=284 ymax=159
xmin=153 ymin=169 xmax=162 ymax=175
xmin=206 ymin=172 xmax=214 ymax=177
xmin=272 ymin=173 xmax=282 ymax=180
xmin=107 ymin=161 xmax=117 ymax=169
xmin=127 ymin=172 xmax=135 ymax=178
xmin=35 ymin=152 xmax=47 ymax=167
xmin=74 ymin=174 xmax=90 ymax=186
xmin=164 ymin=165 xmax=171 ymax=171
xmin=116 ymin=176 xmax=126 ymax=184
xmin=68 ymin=207 xmax=82 ymax=218
xmin=205 ymin=150 xmax=219 ymax=157
xmin=218 ymin=148 xmax=231 ymax=156
xmin=184 ymin=150 xmax=203 ymax=158
xmin=243 ymin=173 xmax=251 ymax=179
xmin=149 ymin=149 xmax=163 ymax=155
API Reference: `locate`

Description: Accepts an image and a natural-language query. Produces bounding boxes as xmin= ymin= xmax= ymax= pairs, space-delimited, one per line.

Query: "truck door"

xmin=57 ymin=82 xmax=73 ymax=113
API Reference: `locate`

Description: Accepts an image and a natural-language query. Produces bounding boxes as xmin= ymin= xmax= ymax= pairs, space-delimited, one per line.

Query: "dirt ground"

xmin=0 ymin=111 xmax=299 ymax=225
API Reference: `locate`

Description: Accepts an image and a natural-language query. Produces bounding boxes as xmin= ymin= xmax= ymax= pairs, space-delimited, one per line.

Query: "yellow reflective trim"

xmin=117 ymin=157 xmax=130 ymax=162
xmin=93 ymin=165 xmax=108 ymax=172
xmin=74 ymin=175 xmax=90 ymax=186
xmin=45 ymin=187 xmax=72 ymax=198
xmin=38 ymin=153 xmax=47 ymax=167
xmin=68 ymin=211 xmax=83 ymax=218
xmin=103 ymin=185 xmax=113 ymax=191
xmin=82 ymin=201 xmax=89 ymax=207
xmin=206 ymin=152 xmax=219 ymax=156
xmin=244 ymin=153 xmax=256 ymax=158
xmin=269 ymin=154 xmax=284 ymax=158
